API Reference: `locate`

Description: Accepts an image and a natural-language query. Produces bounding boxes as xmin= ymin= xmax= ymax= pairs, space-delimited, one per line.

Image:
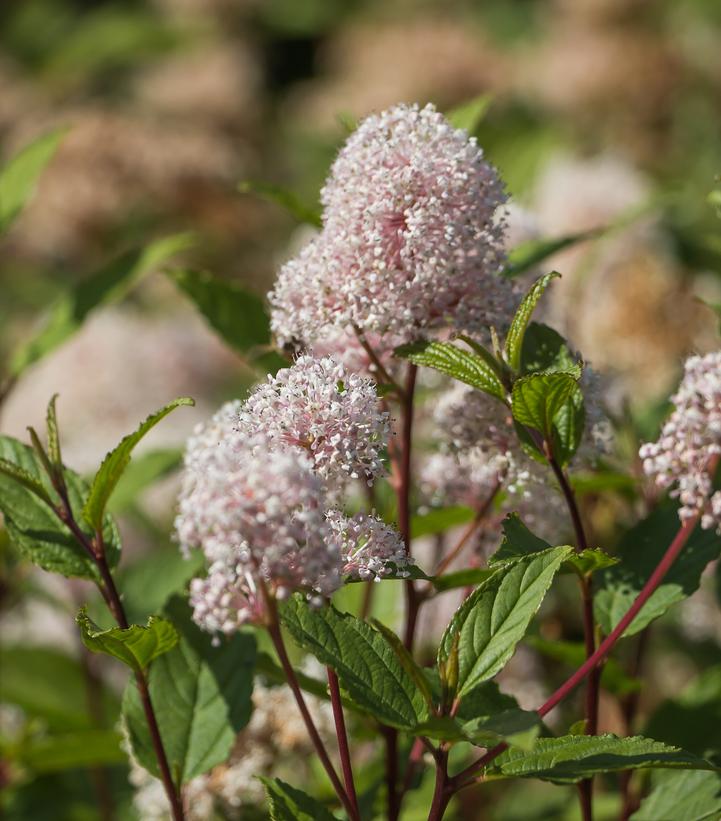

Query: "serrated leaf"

xmin=395 ymin=340 xmax=507 ymax=401
xmin=438 ymin=546 xmax=572 ymax=698
xmin=371 ymin=619 xmax=434 ymax=710
xmin=0 ymin=435 xmax=120 ymax=579
xmin=446 ymin=93 xmax=493 ymax=133
xmin=511 ymin=372 xmax=578 ymax=440
xmin=594 ymin=502 xmax=721 ymax=637
xmin=484 ymin=734 xmax=715 ymax=783
xmin=10 ymin=233 xmax=194 ymax=376
xmin=0 ymin=128 xmax=66 ymax=234
xmin=503 ymin=229 xmax=601 ymax=278
xmin=238 ymin=180 xmax=322 ymax=227
xmin=82 ymin=398 xmax=194 ymax=531
xmin=123 ymin=596 xmax=255 ymax=785
xmin=0 ymin=457 xmax=54 ymax=506
xmin=166 ymin=269 xmax=272 ymax=361
xmin=504 ymin=273 xmax=560 ymax=372
xmin=280 ymin=596 xmax=430 ymax=730
xmin=631 ymin=769 xmax=721 ymax=821
xmin=260 ymin=777 xmax=336 ymax=821
xmin=77 ymin=608 xmax=178 ymax=673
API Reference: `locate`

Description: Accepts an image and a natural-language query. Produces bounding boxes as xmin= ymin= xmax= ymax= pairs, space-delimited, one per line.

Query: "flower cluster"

xmin=176 ymin=356 xmax=409 ymax=633
xmin=269 ymin=103 xmax=514 ymax=350
xmin=640 ymin=351 xmax=721 ymax=531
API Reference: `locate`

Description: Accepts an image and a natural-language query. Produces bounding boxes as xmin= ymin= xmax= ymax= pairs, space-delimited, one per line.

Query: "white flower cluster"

xmin=640 ymin=351 xmax=721 ymax=531
xmin=176 ymin=356 xmax=409 ymax=633
xmin=269 ymin=103 xmax=514 ymax=350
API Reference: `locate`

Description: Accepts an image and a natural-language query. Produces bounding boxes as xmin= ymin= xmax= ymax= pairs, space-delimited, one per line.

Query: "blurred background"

xmin=1 ymin=0 xmax=721 ymax=818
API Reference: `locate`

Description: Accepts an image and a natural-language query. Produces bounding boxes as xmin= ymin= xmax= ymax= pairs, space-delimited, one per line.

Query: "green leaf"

xmin=10 ymin=233 xmax=194 ymax=376
xmin=123 ymin=596 xmax=255 ymax=785
xmin=82 ymin=397 xmax=194 ymax=531
xmin=525 ymin=637 xmax=640 ymax=697
xmin=260 ymin=777 xmax=336 ymax=821
xmin=395 ymin=340 xmax=507 ymax=401
xmin=484 ymin=735 xmax=715 ymax=783
xmin=520 ymin=322 xmax=579 ymax=375
xmin=108 ymin=447 xmax=182 ymax=515
xmin=504 ymin=273 xmax=560 ymax=372
xmin=511 ymin=371 xmax=579 ymax=441
xmin=167 ymin=269 xmax=272 ymax=360
xmin=15 ymin=729 xmax=126 ymax=774
xmin=431 ymin=567 xmax=495 ymax=593
xmin=0 ymin=645 xmax=120 ymax=731
xmin=504 ymin=229 xmax=601 ymax=278
xmin=411 ymin=505 xmax=475 ymax=539
xmin=446 ymin=93 xmax=493 ymax=134
xmin=77 ymin=608 xmax=178 ymax=673
xmin=631 ymin=770 xmax=721 ymax=821
xmin=370 ymin=619 xmax=435 ymax=710
xmin=462 ymin=709 xmax=542 ymax=751
xmin=0 ymin=457 xmax=54 ymax=506
xmin=280 ymin=596 xmax=430 ymax=730
xmin=238 ymin=180 xmax=322 ymax=227
xmin=594 ymin=502 xmax=721 ymax=637
xmin=0 ymin=435 xmax=121 ymax=579
xmin=566 ymin=548 xmax=618 ymax=576
xmin=438 ymin=546 xmax=572 ymax=698
xmin=45 ymin=394 xmax=62 ymax=471
xmin=551 ymin=383 xmax=586 ymax=465
xmin=0 ymin=128 xmax=66 ymax=234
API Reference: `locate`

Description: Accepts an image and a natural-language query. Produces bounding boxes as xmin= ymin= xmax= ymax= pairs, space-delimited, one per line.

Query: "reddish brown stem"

xmin=397 ymin=364 xmax=418 ymax=650
xmin=451 ymin=513 xmax=700 ymax=791
xmin=428 ymin=749 xmax=451 ymax=821
xmin=326 ymin=667 xmax=360 ymax=820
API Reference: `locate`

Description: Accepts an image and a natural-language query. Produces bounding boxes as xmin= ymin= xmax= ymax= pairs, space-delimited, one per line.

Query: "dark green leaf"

xmin=260 ymin=777 xmax=336 ymax=821
xmin=504 ymin=273 xmax=560 ymax=372
xmin=446 ymin=93 xmax=493 ymax=133
xmin=167 ymin=269 xmax=272 ymax=360
xmin=0 ymin=435 xmax=120 ymax=579
xmin=0 ymin=128 xmax=66 ymax=234
xmin=238 ymin=180 xmax=322 ymax=227
xmin=0 ymin=457 xmax=54 ymax=506
xmin=280 ymin=596 xmax=430 ymax=730
xmin=82 ymin=398 xmax=194 ymax=531
xmin=10 ymin=234 xmax=194 ymax=376
xmin=370 ymin=618 xmax=435 ymax=710
xmin=484 ymin=734 xmax=715 ymax=783
xmin=594 ymin=503 xmax=721 ymax=637
xmin=77 ymin=608 xmax=178 ymax=673
xmin=511 ymin=372 xmax=579 ymax=440
xmin=520 ymin=322 xmax=578 ymax=376
xmin=123 ymin=597 xmax=256 ymax=785
xmin=438 ymin=546 xmax=572 ymax=697
xmin=395 ymin=340 xmax=507 ymax=401
xmin=551 ymin=382 xmax=586 ymax=465
xmin=631 ymin=770 xmax=721 ymax=821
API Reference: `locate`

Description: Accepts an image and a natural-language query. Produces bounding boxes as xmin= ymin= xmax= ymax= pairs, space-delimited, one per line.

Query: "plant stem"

xmin=427 ymin=750 xmax=450 ymax=821
xmin=450 ymin=513 xmax=700 ymax=791
xmin=264 ymin=600 xmax=356 ymax=820
xmin=326 ymin=667 xmax=360 ymax=819
xmin=398 ymin=364 xmax=418 ymax=651
xmin=53 ymin=496 xmax=185 ymax=821
xmin=382 ymin=725 xmax=400 ymax=821
xmin=547 ymin=454 xmax=598 ymax=821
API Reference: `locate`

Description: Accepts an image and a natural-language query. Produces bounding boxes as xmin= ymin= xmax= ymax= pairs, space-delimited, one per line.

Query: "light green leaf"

xmin=10 ymin=233 xmax=194 ymax=376
xmin=280 ymin=596 xmax=430 ymax=730
xmin=15 ymin=729 xmax=125 ymax=774
xmin=167 ymin=269 xmax=272 ymax=360
xmin=82 ymin=397 xmax=194 ymax=531
xmin=238 ymin=180 xmax=322 ymax=227
xmin=0 ymin=457 xmax=54 ymax=507
xmin=594 ymin=502 xmax=721 ymax=637
xmin=123 ymin=597 xmax=256 ymax=785
xmin=485 ymin=735 xmax=715 ymax=783
xmin=565 ymin=548 xmax=618 ymax=576
xmin=260 ymin=777 xmax=337 ymax=821
xmin=431 ymin=568 xmax=495 ymax=593
xmin=395 ymin=340 xmax=507 ymax=401
xmin=631 ymin=769 xmax=721 ymax=820
xmin=446 ymin=93 xmax=493 ymax=134
xmin=45 ymin=394 xmax=62 ymax=471
xmin=438 ymin=546 xmax=572 ymax=698
xmin=504 ymin=229 xmax=601 ymax=278
xmin=0 ymin=128 xmax=66 ymax=234
xmin=0 ymin=435 xmax=121 ymax=579
xmin=463 ymin=709 xmax=542 ymax=751
xmin=511 ymin=372 xmax=579 ymax=440
xmin=77 ymin=608 xmax=178 ymax=673
xmin=504 ymin=272 xmax=560 ymax=372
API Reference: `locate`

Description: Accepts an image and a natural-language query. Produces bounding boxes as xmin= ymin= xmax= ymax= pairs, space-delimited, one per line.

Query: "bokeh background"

xmin=1 ymin=0 xmax=721 ymax=818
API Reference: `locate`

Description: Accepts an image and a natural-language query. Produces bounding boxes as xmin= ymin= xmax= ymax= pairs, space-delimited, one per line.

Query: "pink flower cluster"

xmin=640 ymin=351 xmax=721 ymax=531
xmin=176 ymin=356 xmax=408 ymax=633
xmin=270 ymin=103 xmax=514 ymax=352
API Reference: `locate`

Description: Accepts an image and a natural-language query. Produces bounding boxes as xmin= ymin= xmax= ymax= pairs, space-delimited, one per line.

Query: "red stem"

xmin=326 ymin=667 xmax=360 ymax=820
xmin=450 ymin=513 xmax=700 ymax=791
